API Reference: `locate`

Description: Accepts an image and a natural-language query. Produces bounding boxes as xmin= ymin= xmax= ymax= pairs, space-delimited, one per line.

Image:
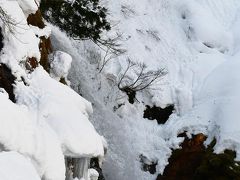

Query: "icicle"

xmin=73 ymin=158 xmax=90 ymax=180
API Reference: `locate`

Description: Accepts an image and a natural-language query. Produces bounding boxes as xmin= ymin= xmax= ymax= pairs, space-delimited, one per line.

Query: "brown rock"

xmin=27 ymin=10 xmax=45 ymax=29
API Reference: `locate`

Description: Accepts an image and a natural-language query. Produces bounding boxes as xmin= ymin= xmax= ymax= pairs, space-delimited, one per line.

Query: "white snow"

xmin=49 ymin=0 xmax=240 ymax=179
xmin=0 ymin=152 xmax=40 ymax=180
xmin=50 ymin=51 xmax=72 ymax=81
xmin=0 ymin=1 xmax=105 ymax=180
xmin=15 ymin=67 xmax=104 ymax=158
xmin=30 ymin=25 xmax=52 ymax=38
xmin=0 ymin=89 xmax=65 ymax=180
xmin=0 ymin=0 xmax=40 ymax=80
xmin=88 ymin=168 xmax=99 ymax=180
xmin=17 ymin=0 xmax=38 ymax=16
xmin=1 ymin=0 xmax=240 ymax=179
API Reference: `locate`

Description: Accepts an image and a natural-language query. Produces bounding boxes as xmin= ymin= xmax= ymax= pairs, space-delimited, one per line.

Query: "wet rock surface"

xmin=0 ymin=64 xmax=16 ymax=102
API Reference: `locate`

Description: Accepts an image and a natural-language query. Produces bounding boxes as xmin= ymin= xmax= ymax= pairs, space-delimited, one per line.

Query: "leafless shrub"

xmin=96 ymin=33 xmax=126 ymax=73
xmin=117 ymin=59 xmax=167 ymax=103
xmin=146 ymin=30 xmax=161 ymax=42
xmin=0 ymin=7 xmax=18 ymax=34
xmin=121 ymin=5 xmax=136 ymax=18
xmin=0 ymin=7 xmax=28 ymax=44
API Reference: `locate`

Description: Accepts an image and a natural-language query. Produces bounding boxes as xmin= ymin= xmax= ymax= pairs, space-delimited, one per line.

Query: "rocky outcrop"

xmin=158 ymin=133 xmax=240 ymax=180
xmin=144 ymin=105 xmax=174 ymax=124
xmin=0 ymin=64 xmax=16 ymax=102
xmin=39 ymin=36 xmax=52 ymax=72
xmin=27 ymin=10 xmax=45 ymax=28
xmin=27 ymin=10 xmax=52 ymax=72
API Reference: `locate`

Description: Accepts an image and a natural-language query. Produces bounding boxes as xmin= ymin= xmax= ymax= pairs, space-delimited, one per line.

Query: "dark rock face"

xmin=0 ymin=27 xmax=3 ymax=51
xmin=39 ymin=36 xmax=52 ymax=72
xmin=0 ymin=64 xmax=16 ymax=102
xmin=90 ymin=158 xmax=105 ymax=180
xmin=157 ymin=133 xmax=240 ymax=180
xmin=143 ymin=105 xmax=174 ymax=124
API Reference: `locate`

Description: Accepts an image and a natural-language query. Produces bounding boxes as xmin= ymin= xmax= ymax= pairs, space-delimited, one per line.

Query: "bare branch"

xmin=117 ymin=58 xmax=167 ymax=103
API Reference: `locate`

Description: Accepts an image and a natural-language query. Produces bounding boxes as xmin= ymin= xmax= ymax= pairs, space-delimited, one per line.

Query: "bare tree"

xmin=0 ymin=7 xmax=19 ymax=34
xmin=0 ymin=7 xmax=28 ymax=45
xmin=117 ymin=59 xmax=167 ymax=103
xmin=96 ymin=33 xmax=126 ymax=73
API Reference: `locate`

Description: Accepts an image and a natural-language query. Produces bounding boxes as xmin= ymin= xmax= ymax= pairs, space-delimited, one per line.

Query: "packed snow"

xmin=0 ymin=152 xmax=40 ymax=180
xmin=50 ymin=51 xmax=72 ymax=81
xmin=15 ymin=67 xmax=105 ymax=158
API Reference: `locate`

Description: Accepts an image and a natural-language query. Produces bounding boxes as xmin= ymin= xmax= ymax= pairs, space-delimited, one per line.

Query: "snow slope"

xmin=0 ymin=152 xmax=40 ymax=180
xmin=1 ymin=0 xmax=238 ymax=179
xmin=49 ymin=0 xmax=240 ymax=179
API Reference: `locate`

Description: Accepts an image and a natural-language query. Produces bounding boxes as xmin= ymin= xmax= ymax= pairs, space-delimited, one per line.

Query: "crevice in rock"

xmin=143 ymin=105 xmax=174 ymax=124
xmin=90 ymin=157 xmax=105 ymax=180
xmin=0 ymin=27 xmax=3 ymax=51
xmin=27 ymin=9 xmax=52 ymax=72
xmin=157 ymin=133 xmax=240 ymax=180
xmin=25 ymin=57 xmax=39 ymax=72
xmin=39 ymin=36 xmax=52 ymax=72
xmin=0 ymin=64 xmax=16 ymax=102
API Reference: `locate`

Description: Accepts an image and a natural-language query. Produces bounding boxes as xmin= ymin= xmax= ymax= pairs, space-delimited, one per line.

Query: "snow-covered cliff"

xmin=1 ymin=0 xmax=240 ymax=180
xmin=0 ymin=1 xmax=105 ymax=180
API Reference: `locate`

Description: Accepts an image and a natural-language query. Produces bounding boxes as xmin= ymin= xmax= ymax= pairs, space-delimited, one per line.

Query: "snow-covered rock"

xmin=50 ymin=51 xmax=72 ymax=81
xmin=0 ymin=152 xmax=40 ymax=180
xmin=0 ymin=89 xmax=65 ymax=180
xmin=0 ymin=0 xmax=105 ymax=179
xmin=15 ymin=67 xmax=104 ymax=158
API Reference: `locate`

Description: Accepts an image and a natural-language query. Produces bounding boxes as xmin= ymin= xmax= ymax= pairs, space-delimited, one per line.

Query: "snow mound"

xmin=0 ymin=152 xmax=40 ymax=180
xmin=189 ymin=54 xmax=240 ymax=159
xmin=0 ymin=1 xmax=40 ymax=79
xmin=178 ymin=0 xmax=233 ymax=53
xmin=15 ymin=67 xmax=104 ymax=158
xmin=50 ymin=51 xmax=72 ymax=81
xmin=0 ymin=89 xmax=65 ymax=180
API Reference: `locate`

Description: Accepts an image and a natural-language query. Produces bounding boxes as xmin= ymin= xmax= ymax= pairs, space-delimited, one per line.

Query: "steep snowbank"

xmin=0 ymin=88 xmax=65 ymax=180
xmin=0 ymin=0 xmax=105 ymax=180
xmin=15 ymin=67 xmax=104 ymax=158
